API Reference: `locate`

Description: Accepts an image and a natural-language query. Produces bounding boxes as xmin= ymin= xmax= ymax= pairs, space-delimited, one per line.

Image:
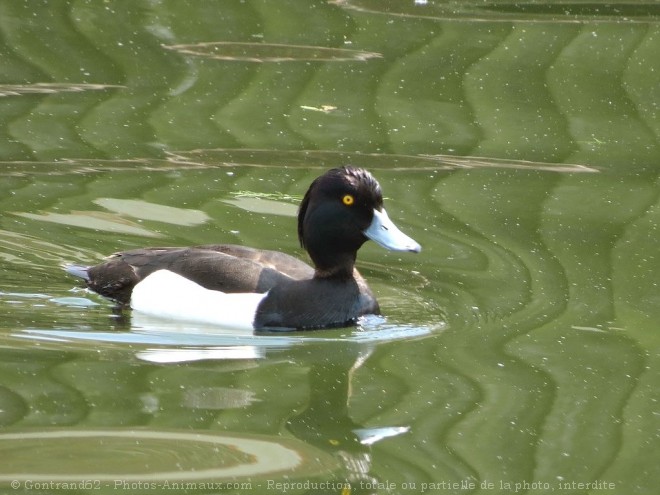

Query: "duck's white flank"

xmin=131 ymin=270 xmax=267 ymax=330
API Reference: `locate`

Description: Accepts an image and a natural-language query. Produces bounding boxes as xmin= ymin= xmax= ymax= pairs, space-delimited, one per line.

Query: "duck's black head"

xmin=298 ymin=166 xmax=420 ymax=277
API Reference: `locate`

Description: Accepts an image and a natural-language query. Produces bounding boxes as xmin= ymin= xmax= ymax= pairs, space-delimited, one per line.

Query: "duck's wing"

xmin=72 ymin=245 xmax=314 ymax=304
xmin=198 ymin=244 xmax=314 ymax=280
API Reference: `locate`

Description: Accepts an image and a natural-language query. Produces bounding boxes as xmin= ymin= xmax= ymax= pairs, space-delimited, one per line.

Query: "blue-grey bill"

xmin=364 ymin=209 xmax=421 ymax=253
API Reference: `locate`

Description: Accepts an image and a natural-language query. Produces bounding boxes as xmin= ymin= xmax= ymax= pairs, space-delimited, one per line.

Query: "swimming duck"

xmin=66 ymin=166 xmax=421 ymax=330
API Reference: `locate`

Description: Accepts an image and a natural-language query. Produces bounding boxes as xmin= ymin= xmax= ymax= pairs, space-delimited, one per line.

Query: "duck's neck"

xmin=309 ymin=250 xmax=357 ymax=280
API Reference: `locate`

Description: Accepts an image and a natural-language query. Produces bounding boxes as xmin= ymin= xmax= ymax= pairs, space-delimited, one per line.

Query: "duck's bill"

xmin=364 ymin=209 xmax=421 ymax=253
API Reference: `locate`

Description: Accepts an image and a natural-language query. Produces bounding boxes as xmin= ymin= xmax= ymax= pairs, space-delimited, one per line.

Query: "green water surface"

xmin=0 ymin=1 xmax=658 ymax=494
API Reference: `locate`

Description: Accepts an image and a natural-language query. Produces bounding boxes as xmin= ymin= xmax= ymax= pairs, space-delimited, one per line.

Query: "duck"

xmin=66 ymin=166 xmax=421 ymax=331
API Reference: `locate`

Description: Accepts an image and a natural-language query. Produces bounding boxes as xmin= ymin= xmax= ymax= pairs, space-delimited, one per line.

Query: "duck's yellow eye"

xmin=342 ymin=194 xmax=354 ymax=206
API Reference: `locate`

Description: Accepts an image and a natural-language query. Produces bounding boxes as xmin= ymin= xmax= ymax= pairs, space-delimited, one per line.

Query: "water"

xmin=0 ymin=1 xmax=659 ymax=493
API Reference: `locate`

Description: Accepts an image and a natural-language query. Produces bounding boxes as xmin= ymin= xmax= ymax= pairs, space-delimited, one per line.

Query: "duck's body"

xmin=67 ymin=167 xmax=420 ymax=331
xmin=75 ymin=244 xmax=316 ymax=305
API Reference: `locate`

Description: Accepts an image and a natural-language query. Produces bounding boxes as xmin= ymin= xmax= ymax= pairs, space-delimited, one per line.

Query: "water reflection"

xmin=163 ymin=41 xmax=382 ymax=62
xmin=333 ymin=0 xmax=660 ymax=23
xmin=0 ymin=429 xmax=337 ymax=483
xmin=1 ymin=318 xmax=433 ymax=489
xmin=0 ymin=83 xmax=123 ymax=97
xmin=167 ymin=148 xmax=598 ymax=173
xmin=137 ymin=346 xmax=265 ymax=363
